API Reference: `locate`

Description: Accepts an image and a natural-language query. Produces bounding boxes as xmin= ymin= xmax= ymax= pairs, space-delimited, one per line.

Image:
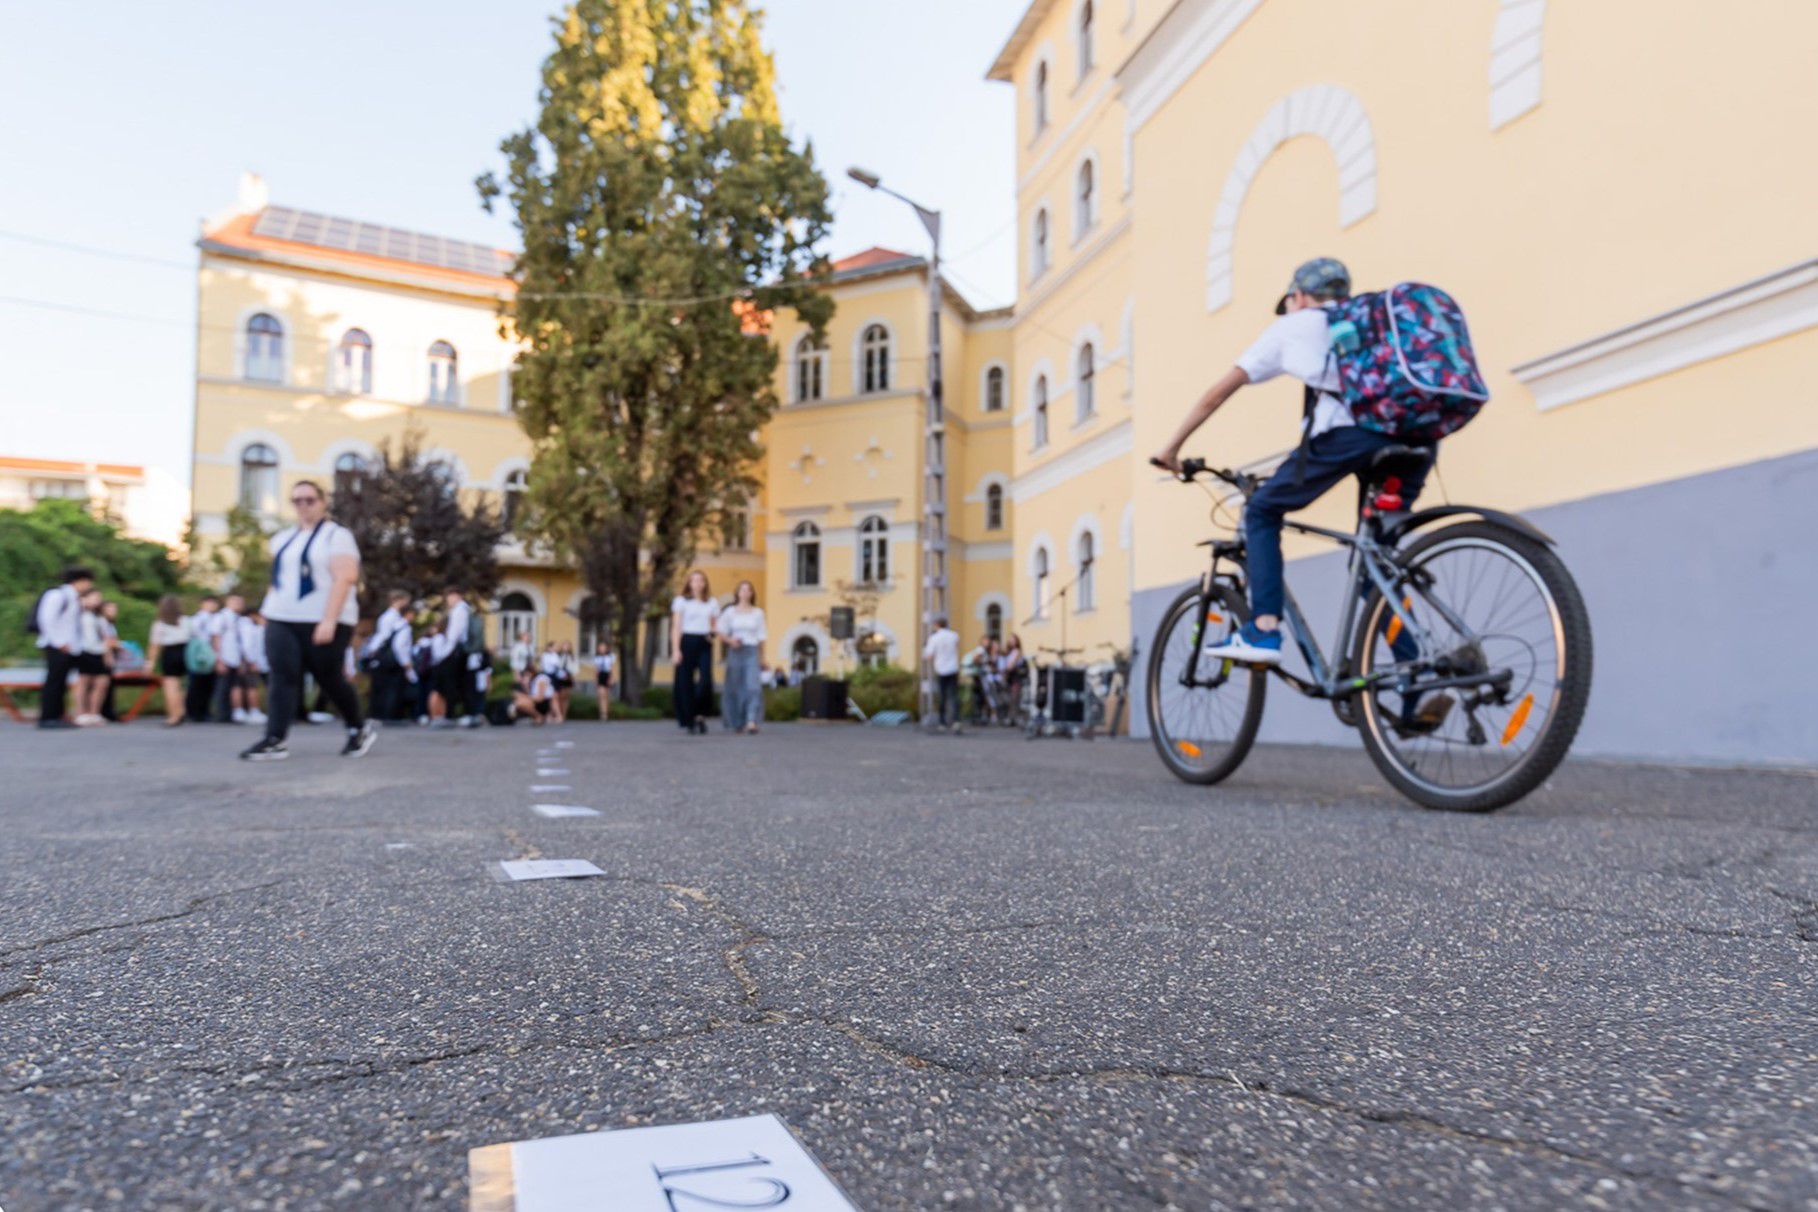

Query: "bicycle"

xmin=1145 ymin=451 xmax=1592 ymax=812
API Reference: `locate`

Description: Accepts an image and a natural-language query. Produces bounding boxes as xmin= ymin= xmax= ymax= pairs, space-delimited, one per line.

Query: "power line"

xmin=0 ymin=229 xmax=196 ymax=271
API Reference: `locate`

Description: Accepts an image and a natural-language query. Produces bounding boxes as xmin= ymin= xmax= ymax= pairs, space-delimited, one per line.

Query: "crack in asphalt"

xmin=0 ymin=880 xmax=292 ymax=964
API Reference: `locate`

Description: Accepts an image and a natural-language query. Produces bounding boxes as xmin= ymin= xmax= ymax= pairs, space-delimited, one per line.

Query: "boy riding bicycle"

xmin=1151 ymin=257 xmax=1432 ymax=666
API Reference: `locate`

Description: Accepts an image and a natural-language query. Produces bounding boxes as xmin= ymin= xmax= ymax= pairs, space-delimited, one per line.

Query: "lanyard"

xmin=273 ymin=522 xmax=326 ymax=597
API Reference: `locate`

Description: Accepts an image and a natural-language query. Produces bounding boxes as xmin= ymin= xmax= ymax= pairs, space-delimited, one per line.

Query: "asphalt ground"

xmin=0 ymin=719 xmax=1814 ymax=1211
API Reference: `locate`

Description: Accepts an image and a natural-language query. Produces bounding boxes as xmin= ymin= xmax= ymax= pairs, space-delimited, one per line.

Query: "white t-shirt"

xmin=150 ymin=618 xmax=190 ymax=648
xmin=79 ymin=611 xmax=107 ymax=655
xmin=530 ymin=672 xmax=555 ymax=701
xmin=924 ymin=627 xmax=961 ymax=676
xmin=672 ymin=595 xmax=720 ymax=636
xmin=217 ymin=611 xmax=244 ymax=665
xmin=261 ymin=521 xmax=360 ymax=626
xmin=718 ymin=605 xmax=766 ymax=647
xmin=592 ymin=652 xmax=616 ymax=678
xmin=1235 ymin=308 xmax=1355 ymax=439
xmin=237 ymin=614 xmax=264 ymax=668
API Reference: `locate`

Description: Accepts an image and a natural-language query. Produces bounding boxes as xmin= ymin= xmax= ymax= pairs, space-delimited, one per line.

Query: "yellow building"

xmin=985 ymin=0 xmax=1817 ymax=762
xmin=190 ymin=178 xmax=1015 ymax=683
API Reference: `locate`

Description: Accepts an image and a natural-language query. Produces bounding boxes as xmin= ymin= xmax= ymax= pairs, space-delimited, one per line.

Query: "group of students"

xmin=29 ymin=567 xmax=131 ymax=728
xmin=501 ymin=637 xmax=614 ymax=726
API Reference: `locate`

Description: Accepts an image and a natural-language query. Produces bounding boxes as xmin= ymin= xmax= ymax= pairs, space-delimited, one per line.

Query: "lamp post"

xmin=847 ymin=167 xmax=948 ymax=725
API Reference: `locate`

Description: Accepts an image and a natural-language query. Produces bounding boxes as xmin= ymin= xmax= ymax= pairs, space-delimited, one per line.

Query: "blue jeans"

xmin=1244 ymin=427 xmax=1431 ymax=621
xmin=723 ymin=644 xmax=762 ymax=729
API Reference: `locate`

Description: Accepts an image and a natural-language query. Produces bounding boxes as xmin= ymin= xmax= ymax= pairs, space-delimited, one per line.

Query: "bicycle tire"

xmin=1146 ymin=584 xmax=1266 ymax=785
xmin=1352 ymin=521 xmax=1593 ymax=812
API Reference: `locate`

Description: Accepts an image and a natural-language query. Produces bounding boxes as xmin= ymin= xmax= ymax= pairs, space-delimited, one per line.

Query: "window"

xmin=1077 ymin=343 xmax=1096 ymax=421
xmin=1033 ymin=547 xmax=1051 ymax=618
xmin=502 ymin=468 xmax=528 ymax=532
xmin=1034 ymin=60 xmax=1049 ymax=133
xmin=576 ymin=595 xmax=611 ymax=658
xmin=794 ymin=334 xmax=827 ymax=402
xmin=985 ymin=602 xmax=1004 ymax=641
xmin=858 ymin=515 xmax=889 ymax=584
xmin=332 ymin=452 xmax=366 ymax=502
xmin=424 ymin=460 xmax=458 ymax=499
xmin=1078 ymin=0 xmax=1094 ymax=78
xmin=427 ymin=340 xmax=459 ymax=404
xmin=722 ymin=502 xmax=750 ymax=551
xmin=239 ymin=442 xmax=279 ymax=514
xmin=244 ymin=313 xmax=285 ymax=383
xmin=985 ymin=365 xmax=1006 ymax=413
xmin=792 ymin=521 xmax=822 ymax=588
xmin=1075 ymin=158 xmax=1096 ymax=237
xmin=1077 ymin=531 xmax=1097 ymax=611
xmin=1033 ymin=375 xmax=1050 ymax=447
xmin=498 ymin=591 xmax=537 ymax=652
xmin=334 ymin=328 xmax=372 ymax=394
xmin=1032 ymin=209 xmax=1050 ymax=277
xmin=985 ymin=483 xmax=1005 ymax=531
xmin=28 ymin=478 xmax=87 ymax=501
xmin=791 ymin=635 xmax=820 ymax=677
xmin=860 ymin=325 xmax=890 ymax=394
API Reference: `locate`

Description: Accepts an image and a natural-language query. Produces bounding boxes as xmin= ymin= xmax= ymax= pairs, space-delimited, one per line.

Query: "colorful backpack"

xmin=1321 ymin=283 xmax=1490 ymax=442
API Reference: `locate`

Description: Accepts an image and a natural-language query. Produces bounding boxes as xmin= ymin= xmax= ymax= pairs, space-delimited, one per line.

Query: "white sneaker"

xmin=307 ymin=711 xmax=335 ymax=724
xmin=231 ymin=708 xmax=248 ymax=724
xmin=244 ymin=709 xmax=268 ymax=725
xmin=1201 ymin=622 xmax=1285 ymax=667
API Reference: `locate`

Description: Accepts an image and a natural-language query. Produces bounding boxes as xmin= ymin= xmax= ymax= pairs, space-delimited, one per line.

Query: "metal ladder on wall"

xmin=920 ymin=256 xmax=949 ymax=724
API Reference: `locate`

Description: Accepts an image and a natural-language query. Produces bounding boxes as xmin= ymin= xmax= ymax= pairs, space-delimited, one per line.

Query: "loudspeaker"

xmin=829 ymin=606 xmax=855 ymax=640
xmin=1045 ymin=666 xmax=1089 ymax=725
xmin=801 ymin=676 xmax=849 ymax=721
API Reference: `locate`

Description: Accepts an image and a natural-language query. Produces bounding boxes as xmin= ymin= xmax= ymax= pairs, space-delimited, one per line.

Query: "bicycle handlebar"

xmin=1149 ymin=456 xmax=1257 ymax=494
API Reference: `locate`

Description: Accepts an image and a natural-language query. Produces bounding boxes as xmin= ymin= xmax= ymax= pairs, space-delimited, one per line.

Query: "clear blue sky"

xmin=0 ymin=0 xmax=1024 ymax=488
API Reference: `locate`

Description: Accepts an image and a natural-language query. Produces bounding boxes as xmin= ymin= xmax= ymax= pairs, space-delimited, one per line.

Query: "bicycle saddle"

xmin=1365 ymin=444 xmax=1433 ymax=482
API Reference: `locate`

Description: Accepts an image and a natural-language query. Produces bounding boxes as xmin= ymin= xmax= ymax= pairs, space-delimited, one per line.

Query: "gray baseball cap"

xmin=1274 ymin=257 xmax=1351 ymax=314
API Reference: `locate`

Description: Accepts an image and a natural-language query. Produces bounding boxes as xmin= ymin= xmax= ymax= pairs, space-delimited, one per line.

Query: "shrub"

xmin=764 ymin=686 xmax=801 ymax=722
xmin=640 ymin=684 xmax=674 ymax=716
xmin=847 ymin=663 xmax=917 ymax=718
xmin=608 ymin=699 xmax=667 ymax=721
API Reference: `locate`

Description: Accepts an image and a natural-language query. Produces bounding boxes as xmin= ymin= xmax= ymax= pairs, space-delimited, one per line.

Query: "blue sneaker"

xmin=1203 ymin=620 xmax=1283 ymax=666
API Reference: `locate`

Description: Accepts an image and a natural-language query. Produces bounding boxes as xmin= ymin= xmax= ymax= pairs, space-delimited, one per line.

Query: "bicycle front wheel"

xmin=1353 ymin=521 xmax=1592 ymax=811
xmin=1146 ymin=584 xmax=1266 ymax=784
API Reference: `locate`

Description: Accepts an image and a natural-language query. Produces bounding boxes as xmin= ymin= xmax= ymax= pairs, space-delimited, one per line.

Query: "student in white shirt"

xmin=182 ymin=596 xmax=221 ymax=723
xmin=362 ymin=589 xmax=416 ymax=724
xmin=591 ymin=641 xmax=616 ymax=709
xmin=241 ymin=479 xmax=375 ymax=761
xmin=431 ymin=588 xmax=476 ymax=727
xmin=147 ymin=594 xmax=192 ymax=727
xmin=670 ymin=569 xmax=720 ymax=734
xmin=33 ymin=567 xmax=92 ymax=729
xmin=923 ymin=615 xmax=963 ymax=731
xmin=211 ymin=593 xmax=246 ymax=723
xmin=236 ymin=607 xmax=268 ymax=724
xmin=716 ymin=579 xmax=767 ymax=734
xmin=73 ymin=589 xmax=111 ymax=726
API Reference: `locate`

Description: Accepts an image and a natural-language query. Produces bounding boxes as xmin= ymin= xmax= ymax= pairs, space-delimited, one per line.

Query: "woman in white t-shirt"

xmin=241 ymin=479 xmax=375 ymax=762
xmin=716 ymin=579 xmax=767 ymax=735
xmin=147 ymin=594 xmax=192 ymax=727
xmin=669 ymin=569 xmax=720 ymax=734
xmin=591 ymin=641 xmax=616 ymax=711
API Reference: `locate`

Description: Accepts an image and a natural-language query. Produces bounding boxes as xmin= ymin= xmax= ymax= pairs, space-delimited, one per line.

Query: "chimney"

xmin=238 ymin=171 xmax=270 ymax=214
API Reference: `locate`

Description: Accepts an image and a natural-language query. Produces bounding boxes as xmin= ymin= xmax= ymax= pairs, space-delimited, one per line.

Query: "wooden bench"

xmin=0 ymin=667 xmax=162 ymax=724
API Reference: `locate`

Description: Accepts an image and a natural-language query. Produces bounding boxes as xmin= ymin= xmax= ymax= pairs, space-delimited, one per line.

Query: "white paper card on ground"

xmin=536 ymin=768 xmax=571 ymax=777
xmin=530 ymin=784 xmax=572 ymax=793
xmin=468 ymin=1114 xmax=857 ymax=1212
xmin=554 ymin=741 xmax=574 ymax=749
xmin=531 ymin=804 xmax=601 ymax=818
xmin=494 ymin=859 xmax=605 ymax=881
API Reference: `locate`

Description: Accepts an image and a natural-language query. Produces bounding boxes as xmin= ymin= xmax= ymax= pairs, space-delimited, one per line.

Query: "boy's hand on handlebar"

xmin=1148 ymin=450 xmax=1182 ymax=474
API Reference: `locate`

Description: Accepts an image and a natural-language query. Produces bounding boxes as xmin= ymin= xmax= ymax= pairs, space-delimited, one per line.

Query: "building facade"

xmin=0 ymin=456 xmax=188 ymax=548
xmin=985 ymin=0 xmax=1817 ymax=763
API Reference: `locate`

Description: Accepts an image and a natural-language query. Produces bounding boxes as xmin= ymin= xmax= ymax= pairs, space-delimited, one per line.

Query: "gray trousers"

xmin=723 ymin=645 xmax=763 ymax=730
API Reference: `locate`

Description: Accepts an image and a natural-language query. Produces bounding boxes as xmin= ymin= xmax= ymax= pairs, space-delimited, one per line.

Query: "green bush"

xmin=640 ymin=684 xmax=673 ymax=716
xmin=847 ymin=663 xmax=918 ymax=719
xmin=764 ymin=686 xmax=801 ymax=722
xmin=608 ymin=699 xmax=666 ymax=721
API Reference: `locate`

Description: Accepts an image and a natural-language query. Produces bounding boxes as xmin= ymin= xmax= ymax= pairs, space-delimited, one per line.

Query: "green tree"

xmin=331 ymin=428 xmax=506 ymax=617
xmin=0 ymin=500 xmax=186 ymax=662
xmin=479 ymin=0 xmax=833 ymax=696
xmin=199 ymin=506 xmax=274 ymax=595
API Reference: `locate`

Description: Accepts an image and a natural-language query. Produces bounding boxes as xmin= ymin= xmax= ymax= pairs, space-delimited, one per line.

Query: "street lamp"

xmin=847 ymin=167 xmax=948 ymax=726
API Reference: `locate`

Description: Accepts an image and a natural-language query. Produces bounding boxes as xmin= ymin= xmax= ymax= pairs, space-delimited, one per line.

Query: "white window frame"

xmin=1032 ymin=374 xmax=1050 ymax=449
xmin=333 ymin=328 xmax=373 ymax=396
xmin=981 ymin=361 xmax=1008 ymax=413
xmin=794 ymin=333 xmax=827 ymax=403
xmin=856 ymin=323 xmax=892 ymax=395
xmin=238 ymin=442 xmax=280 ymax=515
xmin=1076 ymin=342 xmax=1096 ymax=423
xmin=427 ymin=339 xmax=460 ymax=405
xmin=243 ymin=311 xmax=286 ymax=384
xmin=857 ymin=515 xmax=890 ymax=585
xmin=792 ymin=521 xmax=823 ymax=588
xmin=1073 ymin=152 xmax=1099 ymax=242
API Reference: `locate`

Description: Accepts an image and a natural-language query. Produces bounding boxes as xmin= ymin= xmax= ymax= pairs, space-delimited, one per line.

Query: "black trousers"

xmin=369 ymin=667 xmax=407 ymax=722
xmin=675 ymin=634 xmax=714 ymax=727
xmin=185 ymin=670 xmax=215 ymax=722
xmin=39 ymin=648 xmax=77 ymax=723
xmin=937 ymin=672 xmax=960 ymax=727
xmin=464 ymin=658 xmax=489 ymax=718
xmin=264 ymin=621 xmax=361 ymax=742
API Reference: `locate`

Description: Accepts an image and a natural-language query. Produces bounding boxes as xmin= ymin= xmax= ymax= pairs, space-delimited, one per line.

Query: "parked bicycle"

xmin=1146 ymin=452 xmax=1592 ymax=811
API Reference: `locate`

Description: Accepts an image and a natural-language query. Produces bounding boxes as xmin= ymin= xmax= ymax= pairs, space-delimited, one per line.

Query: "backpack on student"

xmin=23 ymin=588 xmax=52 ymax=636
xmin=184 ymin=631 xmax=217 ymax=675
xmin=464 ymin=608 xmax=489 ymax=668
xmin=1321 ymin=283 xmax=1490 ymax=442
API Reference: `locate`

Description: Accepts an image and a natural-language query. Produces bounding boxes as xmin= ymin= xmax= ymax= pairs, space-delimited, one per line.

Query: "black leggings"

xmin=675 ymin=633 xmax=714 ymax=727
xmin=264 ymin=621 xmax=362 ymax=741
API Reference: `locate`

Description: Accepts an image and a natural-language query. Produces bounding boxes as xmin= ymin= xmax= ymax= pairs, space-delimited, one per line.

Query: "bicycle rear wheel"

xmin=1146 ymin=584 xmax=1266 ymax=784
xmin=1352 ymin=521 xmax=1592 ymax=811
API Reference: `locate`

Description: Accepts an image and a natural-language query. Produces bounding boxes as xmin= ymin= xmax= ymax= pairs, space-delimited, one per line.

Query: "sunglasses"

xmin=290 ymin=495 xmax=321 ymax=506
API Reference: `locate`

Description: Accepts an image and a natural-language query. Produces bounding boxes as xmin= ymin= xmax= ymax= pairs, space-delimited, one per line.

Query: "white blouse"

xmin=718 ymin=605 xmax=766 ymax=647
xmin=150 ymin=619 xmax=190 ymax=647
xmin=672 ymin=595 xmax=720 ymax=636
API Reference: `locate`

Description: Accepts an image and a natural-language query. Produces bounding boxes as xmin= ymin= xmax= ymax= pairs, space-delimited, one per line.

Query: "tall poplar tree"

xmin=480 ymin=0 xmax=833 ymax=695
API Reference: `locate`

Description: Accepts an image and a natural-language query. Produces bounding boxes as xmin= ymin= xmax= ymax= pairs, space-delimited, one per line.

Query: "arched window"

xmin=860 ymin=325 xmax=890 ymax=394
xmin=858 ymin=515 xmax=889 ymax=584
xmin=1032 ymin=209 xmax=1050 ymax=277
xmin=985 ymin=483 xmax=1005 ymax=532
xmin=1077 ymin=530 xmax=1097 ymax=611
xmin=332 ymin=452 xmax=367 ymax=502
xmin=794 ymin=334 xmax=827 ymax=402
xmin=985 ymin=602 xmax=1004 ymax=641
xmin=1078 ymin=0 xmax=1095 ymax=78
xmin=427 ymin=340 xmax=459 ymax=404
xmin=985 ymin=365 xmax=1006 ymax=413
xmin=791 ymin=635 xmax=820 ymax=677
xmin=1077 ymin=343 xmax=1096 ymax=421
xmin=1034 ymin=60 xmax=1050 ymax=133
xmin=576 ymin=595 xmax=611 ymax=658
xmin=1033 ymin=375 xmax=1050 ymax=448
xmin=1033 ymin=547 xmax=1051 ymax=619
xmin=502 ymin=468 xmax=528 ymax=532
xmin=239 ymin=442 xmax=279 ymax=514
xmin=792 ymin=521 xmax=822 ymax=588
xmin=244 ymin=313 xmax=285 ymax=383
xmin=498 ymin=591 xmax=537 ymax=652
xmin=424 ymin=459 xmax=458 ymax=500
xmin=721 ymin=502 xmax=750 ymax=551
xmin=1075 ymin=158 xmax=1096 ymax=237
xmin=334 ymin=328 xmax=372 ymax=394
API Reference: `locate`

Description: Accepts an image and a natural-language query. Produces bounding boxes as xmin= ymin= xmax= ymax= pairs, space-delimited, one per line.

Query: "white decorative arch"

xmin=1020 ymin=358 xmax=1056 ymax=425
xmin=232 ymin=304 xmax=292 ymax=384
xmin=974 ymin=592 xmax=1012 ymax=626
xmin=496 ymin=578 xmax=548 ymax=618
xmin=978 ymin=358 xmax=1011 ymax=414
xmin=223 ymin=428 xmax=299 ymax=469
xmin=1205 ymin=84 xmax=1378 ymax=314
xmin=1029 ymin=42 xmax=1057 ymax=136
xmin=850 ymin=317 xmax=896 ymax=394
xmin=1029 ymin=199 xmax=1055 ymax=281
xmin=968 ymin=471 xmax=1010 ymax=504
xmin=418 ymin=447 xmax=471 ymax=487
xmin=318 ymin=437 xmax=380 ymax=475
xmin=1490 ymin=0 xmax=1546 ymax=129
xmin=779 ymin=620 xmax=832 ymax=670
xmin=1072 ymin=147 xmax=1102 ymax=242
xmin=488 ymin=455 xmax=531 ymax=491
xmin=1068 ymin=512 xmax=1104 ymax=563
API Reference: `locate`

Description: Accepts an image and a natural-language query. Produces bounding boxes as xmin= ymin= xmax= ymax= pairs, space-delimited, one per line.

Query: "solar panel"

xmin=250 ymin=205 xmax=512 ymax=276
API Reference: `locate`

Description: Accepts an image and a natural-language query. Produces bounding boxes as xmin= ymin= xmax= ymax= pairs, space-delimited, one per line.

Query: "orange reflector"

xmin=1206 ymin=611 xmax=1224 ymax=625
xmin=1500 ymin=694 xmax=1535 ymax=746
xmin=1384 ymin=597 xmax=1412 ymax=646
xmin=1176 ymin=741 xmax=1203 ymax=758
